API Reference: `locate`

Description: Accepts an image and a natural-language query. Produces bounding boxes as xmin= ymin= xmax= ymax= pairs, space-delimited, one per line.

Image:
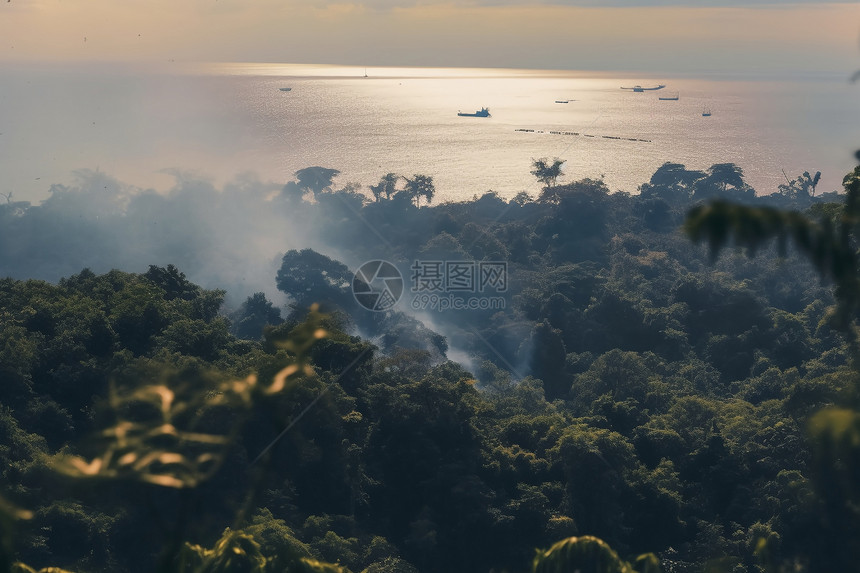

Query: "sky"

xmin=1 ymin=0 xmax=859 ymax=73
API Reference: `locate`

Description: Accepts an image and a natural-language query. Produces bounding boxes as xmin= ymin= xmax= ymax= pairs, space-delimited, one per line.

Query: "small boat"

xmin=555 ymin=100 xmax=570 ymax=104
xmin=279 ymin=87 xmax=292 ymax=92
xmin=458 ymin=107 xmax=491 ymax=117
xmin=659 ymin=92 xmax=679 ymax=101
xmin=702 ymin=108 xmax=712 ymax=117
xmin=621 ymin=84 xmax=666 ymax=92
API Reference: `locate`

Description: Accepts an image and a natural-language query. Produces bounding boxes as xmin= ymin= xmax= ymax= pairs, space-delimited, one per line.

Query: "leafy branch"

xmin=684 ymin=165 xmax=860 ymax=570
xmin=685 ymin=166 xmax=860 ymax=341
xmin=49 ymin=307 xmax=327 ymax=489
xmin=13 ymin=307 xmax=331 ymax=573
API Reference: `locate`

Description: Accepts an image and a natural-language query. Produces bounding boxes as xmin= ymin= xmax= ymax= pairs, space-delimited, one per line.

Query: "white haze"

xmin=0 ymin=168 xmax=345 ymax=310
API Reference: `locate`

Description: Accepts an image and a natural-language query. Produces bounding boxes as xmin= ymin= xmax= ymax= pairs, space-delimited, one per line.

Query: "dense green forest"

xmin=2 ymin=160 xmax=859 ymax=572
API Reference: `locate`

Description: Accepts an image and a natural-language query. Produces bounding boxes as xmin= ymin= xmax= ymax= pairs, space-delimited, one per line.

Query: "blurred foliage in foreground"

xmin=685 ymin=164 xmax=860 ymax=570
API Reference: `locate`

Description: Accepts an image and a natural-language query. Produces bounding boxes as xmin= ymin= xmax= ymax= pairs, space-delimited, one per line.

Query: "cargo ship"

xmin=458 ymin=107 xmax=490 ymax=117
xmin=621 ymin=84 xmax=666 ymax=92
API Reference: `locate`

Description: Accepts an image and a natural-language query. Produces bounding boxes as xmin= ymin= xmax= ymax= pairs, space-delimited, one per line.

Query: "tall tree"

xmin=230 ymin=292 xmax=284 ymax=340
xmin=691 ymin=163 xmax=754 ymax=202
xmin=531 ymin=158 xmax=565 ymax=190
xmin=404 ymin=174 xmax=435 ymax=207
xmin=639 ymin=162 xmax=706 ymax=206
xmin=369 ymin=173 xmax=401 ymax=202
xmin=777 ymin=170 xmax=822 ymax=203
xmin=294 ymin=167 xmax=341 ymax=198
xmin=275 ymin=248 xmax=353 ymax=310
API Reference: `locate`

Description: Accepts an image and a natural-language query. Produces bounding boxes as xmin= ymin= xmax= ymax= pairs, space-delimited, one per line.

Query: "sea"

xmin=1 ymin=62 xmax=859 ymax=205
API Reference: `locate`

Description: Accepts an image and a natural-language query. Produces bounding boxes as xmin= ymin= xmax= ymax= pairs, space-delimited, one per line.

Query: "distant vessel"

xmin=702 ymin=108 xmax=712 ymax=117
xmin=458 ymin=107 xmax=491 ymax=117
xmin=555 ymin=100 xmax=570 ymax=104
xmin=279 ymin=87 xmax=292 ymax=92
xmin=659 ymin=92 xmax=679 ymax=101
xmin=621 ymin=84 xmax=666 ymax=92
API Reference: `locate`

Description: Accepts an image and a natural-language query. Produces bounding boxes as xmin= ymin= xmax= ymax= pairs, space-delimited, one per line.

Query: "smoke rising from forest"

xmin=0 ymin=169 xmax=345 ymax=308
xmin=1 ymin=159 xmax=846 ymax=379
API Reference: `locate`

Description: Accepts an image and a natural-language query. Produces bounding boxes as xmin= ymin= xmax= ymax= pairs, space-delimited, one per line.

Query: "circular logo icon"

xmin=352 ymin=260 xmax=403 ymax=311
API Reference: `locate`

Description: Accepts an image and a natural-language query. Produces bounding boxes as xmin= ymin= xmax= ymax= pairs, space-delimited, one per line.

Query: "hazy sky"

xmin=1 ymin=1 xmax=858 ymax=73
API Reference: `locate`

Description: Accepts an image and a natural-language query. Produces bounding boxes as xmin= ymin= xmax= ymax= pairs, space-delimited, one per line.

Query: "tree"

xmin=295 ymin=167 xmax=341 ymax=198
xmin=404 ymin=174 xmax=435 ymax=207
xmin=648 ymin=162 xmax=705 ymax=190
xmin=531 ymin=158 xmax=565 ymax=190
xmin=776 ymin=170 xmax=821 ymax=204
xmin=801 ymin=170 xmax=822 ymax=198
xmin=526 ymin=321 xmax=568 ymax=400
xmin=574 ymin=349 xmax=653 ymax=407
xmin=691 ymin=163 xmax=754 ymax=203
xmin=230 ymin=292 xmax=284 ymax=340
xmin=638 ymin=162 xmax=705 ymax=206
xmin=370 ymin=173 xmax=401 ymax=202
xmin=510 ymin=191 xmax=532 ymax=207
xmin=144 ymin=264 xmax=199 ymax=301
xmin=275 ymin=249 xmax=353 ymax=311
xmin=538 ymin=179 xmax=611 ymax=256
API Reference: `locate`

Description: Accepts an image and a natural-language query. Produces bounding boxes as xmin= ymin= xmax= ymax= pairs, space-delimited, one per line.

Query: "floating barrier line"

xmin=514 ymin=128 xmax=651 ymax=143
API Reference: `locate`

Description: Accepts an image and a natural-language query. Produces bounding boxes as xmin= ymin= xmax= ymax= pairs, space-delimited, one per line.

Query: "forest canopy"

xmin=1 ymin=161 xmax=857 ymax=573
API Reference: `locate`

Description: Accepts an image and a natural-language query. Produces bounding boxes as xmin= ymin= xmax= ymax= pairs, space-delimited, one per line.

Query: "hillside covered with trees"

xmin=1 ymin=160 xmax=859 ymax=572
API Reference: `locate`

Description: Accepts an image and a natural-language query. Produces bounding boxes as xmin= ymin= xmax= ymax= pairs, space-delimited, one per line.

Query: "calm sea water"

xmin=1 ymin=62 xmax=858 ymax=204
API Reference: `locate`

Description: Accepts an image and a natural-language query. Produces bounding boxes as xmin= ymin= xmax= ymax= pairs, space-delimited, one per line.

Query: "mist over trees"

xmin=1 ymin=159 xmax=857 ymax=572
xmin=0 ymin=162 xmax=836 ymax=305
